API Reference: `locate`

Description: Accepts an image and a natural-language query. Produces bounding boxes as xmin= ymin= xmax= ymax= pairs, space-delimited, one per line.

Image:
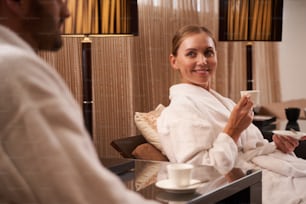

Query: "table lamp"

xmin=219 ymin=0 xmax=283 ymax=90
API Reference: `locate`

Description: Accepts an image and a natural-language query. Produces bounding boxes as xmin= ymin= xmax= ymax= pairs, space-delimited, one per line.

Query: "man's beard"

xmin=25 ymin=0 xmax=64 ymax=51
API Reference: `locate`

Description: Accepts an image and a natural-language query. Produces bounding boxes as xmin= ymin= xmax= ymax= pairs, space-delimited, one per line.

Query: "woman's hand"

xmin=273 ymin=134 xmax=299 ymax=153
xmin=225 ymin=168 xmax=245 ymax=182
xmin=223 ymin=95 xmax=254 ymax=143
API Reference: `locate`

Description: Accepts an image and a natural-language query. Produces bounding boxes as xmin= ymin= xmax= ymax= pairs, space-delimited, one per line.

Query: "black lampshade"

xmin=219 ymin=0 xmax=283 ymax=42
xmin=63 ymin=0 xmax=138 ymax=35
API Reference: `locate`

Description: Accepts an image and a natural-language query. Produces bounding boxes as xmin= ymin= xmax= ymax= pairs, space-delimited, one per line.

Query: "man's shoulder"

xmin=0 ymin=45 xmax=43 ymax=75
xmin=0 ymin=47 xmax=67 ymax=104
xmin=0 ymin=43 xmax=58 ymax=79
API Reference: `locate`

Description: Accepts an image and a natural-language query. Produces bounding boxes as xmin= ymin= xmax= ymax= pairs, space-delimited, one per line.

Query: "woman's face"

xmin=170 ymin=32 xmax=217 ymax=90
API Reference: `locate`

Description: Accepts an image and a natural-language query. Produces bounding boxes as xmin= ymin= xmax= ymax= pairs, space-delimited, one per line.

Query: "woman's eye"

xmin=204 ymin=50 xmax=214 ymax=57
xmin=186 ymin=52 xmax=196 ymax=57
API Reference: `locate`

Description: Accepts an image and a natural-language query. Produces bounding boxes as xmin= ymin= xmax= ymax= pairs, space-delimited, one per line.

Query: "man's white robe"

xmin=0 ymin=25 xmax=158 ymax=204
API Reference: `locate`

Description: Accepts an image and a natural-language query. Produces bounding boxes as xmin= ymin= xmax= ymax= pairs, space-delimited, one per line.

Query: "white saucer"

xmin=272 ymin=130 xmax=306 ymax=140
xmin=155 ymin=179 xmax=201 ymax=194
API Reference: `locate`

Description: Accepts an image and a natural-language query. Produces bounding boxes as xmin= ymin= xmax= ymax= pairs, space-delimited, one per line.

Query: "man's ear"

xmin=169 ymin=54 xmax=179 ymax=70
xmin=5 ymin=0 xmax=23 ymax=16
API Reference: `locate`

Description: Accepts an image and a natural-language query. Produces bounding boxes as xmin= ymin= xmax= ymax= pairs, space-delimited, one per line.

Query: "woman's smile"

xmin=192 ymin=67 xmax=211 ymax=74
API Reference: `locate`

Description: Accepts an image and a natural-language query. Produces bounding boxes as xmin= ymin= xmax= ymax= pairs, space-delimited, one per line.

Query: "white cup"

xmin=167 ymin=163 xmax=194 ymax=187
xmin=240 ymin=90 xmax=260 ymax=105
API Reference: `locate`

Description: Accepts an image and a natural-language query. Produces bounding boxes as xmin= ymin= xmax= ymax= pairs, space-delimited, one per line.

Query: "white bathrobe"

xmin=157 ymin=83 xmax=306 ymax=204
xmin=0 ymin=25 xmax=158 ymax=204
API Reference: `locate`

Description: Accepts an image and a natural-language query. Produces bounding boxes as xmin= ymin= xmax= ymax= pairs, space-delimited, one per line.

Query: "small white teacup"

xmin=240 ymin=90 xmax=260 ymax=105
xmin=167 ymin=163 xmax=194 ymax=187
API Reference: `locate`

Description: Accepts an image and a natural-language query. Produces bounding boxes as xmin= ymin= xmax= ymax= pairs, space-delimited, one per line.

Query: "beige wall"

xmin=279 ymin=0 xmax=306 ymax=101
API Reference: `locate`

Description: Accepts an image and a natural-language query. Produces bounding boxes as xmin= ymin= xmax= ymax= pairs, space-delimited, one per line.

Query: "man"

xmin=0 ymin=0 xmax=158 ymax=203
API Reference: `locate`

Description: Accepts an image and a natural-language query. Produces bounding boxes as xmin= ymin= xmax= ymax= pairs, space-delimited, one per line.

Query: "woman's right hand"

xmin=223 ymin=95 xmax=254 ymax=143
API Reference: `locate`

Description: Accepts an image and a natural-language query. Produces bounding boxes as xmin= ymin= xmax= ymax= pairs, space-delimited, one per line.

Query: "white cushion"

xmin=134 ymin=104 xmax=165 ymax=152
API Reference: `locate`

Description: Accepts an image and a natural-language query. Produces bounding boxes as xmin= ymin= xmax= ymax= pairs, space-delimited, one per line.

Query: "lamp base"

xmin=81 ymin=36 xmax=93 ymax=138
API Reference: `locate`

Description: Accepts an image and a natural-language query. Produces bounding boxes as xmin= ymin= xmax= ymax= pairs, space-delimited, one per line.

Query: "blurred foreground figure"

xmin=0 ymin=0 xmax=158 ymax=203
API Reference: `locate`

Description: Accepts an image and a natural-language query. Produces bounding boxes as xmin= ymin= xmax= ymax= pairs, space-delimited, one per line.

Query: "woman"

xmin=157 ymin=25 xmax=306 ymax=203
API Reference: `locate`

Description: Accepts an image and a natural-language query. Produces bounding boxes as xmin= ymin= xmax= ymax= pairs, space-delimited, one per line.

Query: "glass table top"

xmin=101 ymin=158 xmax=262 ymax=204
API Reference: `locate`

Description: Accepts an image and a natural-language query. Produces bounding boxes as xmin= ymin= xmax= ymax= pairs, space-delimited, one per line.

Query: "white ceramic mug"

xmin=240 ymin=90 xmax=260 ymax=105
xmin=167 ymin=163 xmax=194 ymax=187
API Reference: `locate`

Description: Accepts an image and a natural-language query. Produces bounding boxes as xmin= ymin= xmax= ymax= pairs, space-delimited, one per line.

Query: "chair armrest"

xmin=110 ymin=135 xmax=147 ymax=158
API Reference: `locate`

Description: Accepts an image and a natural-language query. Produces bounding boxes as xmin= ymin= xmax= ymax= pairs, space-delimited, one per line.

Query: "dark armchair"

xmin=110 ymin=135 xmax=168 ymax=161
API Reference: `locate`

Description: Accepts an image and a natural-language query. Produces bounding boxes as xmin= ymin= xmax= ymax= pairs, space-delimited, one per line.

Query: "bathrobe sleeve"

xmin=157 ymin=97 xmax=238 ymax=175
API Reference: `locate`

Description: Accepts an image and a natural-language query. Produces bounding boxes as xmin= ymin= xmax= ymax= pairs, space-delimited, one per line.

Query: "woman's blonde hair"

xmin=171 ymin=25 xmax=216 ymax=56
